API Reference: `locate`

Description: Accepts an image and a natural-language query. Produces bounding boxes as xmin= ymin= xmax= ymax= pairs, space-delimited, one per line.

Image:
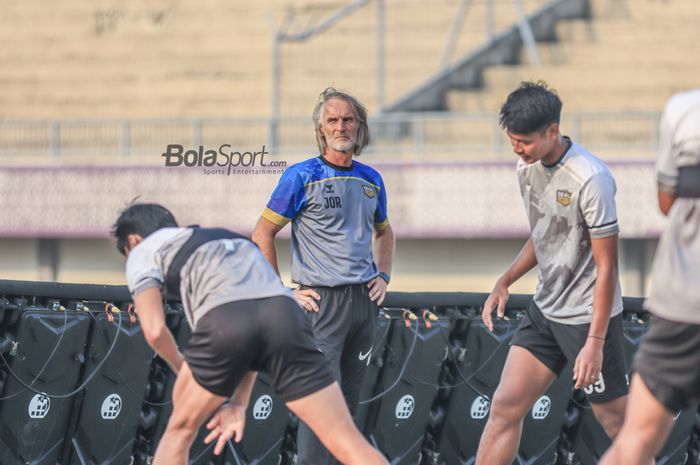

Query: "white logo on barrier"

xmin=28 ymin=394 xmax=50 ymax=419
xmin=395 ymin=395 xmax=415 ymax=419
xmin=101 ymin=394 xmax=122 ymax=420
xmin=531 ymin=395 xmax=551 ymax=420
xmin=253 ymin=395 xmax=273 ymax=420
xmin=470 ymin=396 xmax=490 ymax=420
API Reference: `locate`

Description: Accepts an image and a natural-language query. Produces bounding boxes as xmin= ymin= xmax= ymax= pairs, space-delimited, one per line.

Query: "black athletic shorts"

xmin=183 ymin=295 xmax=335 ymax=402
xmin=634 ymin=315 xmax=700 ymax=413
xmin=510 ymin=301 xmax=629 ymax=403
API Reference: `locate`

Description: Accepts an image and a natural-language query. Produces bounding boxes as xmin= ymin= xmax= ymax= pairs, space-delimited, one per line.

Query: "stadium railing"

xmin=0 ymin=110 xmax=660 ymax=161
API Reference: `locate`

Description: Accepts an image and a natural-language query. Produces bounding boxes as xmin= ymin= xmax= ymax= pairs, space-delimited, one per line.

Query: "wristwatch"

xmin=378 ymin=271 xmax=391 ymax=284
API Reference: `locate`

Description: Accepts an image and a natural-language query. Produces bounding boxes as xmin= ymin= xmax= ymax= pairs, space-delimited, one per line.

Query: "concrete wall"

xmin=0 ymin=236 xmax=656 ymax=298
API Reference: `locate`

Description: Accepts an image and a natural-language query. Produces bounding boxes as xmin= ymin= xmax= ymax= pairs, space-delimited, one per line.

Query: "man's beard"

xmin=331 ymin=138 xmax=354 ymax=153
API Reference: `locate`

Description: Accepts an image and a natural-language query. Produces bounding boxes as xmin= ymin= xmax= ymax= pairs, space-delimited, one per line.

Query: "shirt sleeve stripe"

xmin=262 ymin=208 xmax=291 ymax=228
xmin=588 ymin=220 xmax=618 ymax=230
xmin=131 ymin=279 xmax=162 ymax=298
xmin=375 ymin=218 xmax=390 ymax=231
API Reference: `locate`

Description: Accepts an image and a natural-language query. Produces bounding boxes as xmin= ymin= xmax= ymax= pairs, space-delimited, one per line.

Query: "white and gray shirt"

xmin=125 ymin=227 xmax=293 ymax=329
xmin=645 ymin=88 xmax=700 ymax=324
xmin=517 ymin=138 xmax=624 ymax=324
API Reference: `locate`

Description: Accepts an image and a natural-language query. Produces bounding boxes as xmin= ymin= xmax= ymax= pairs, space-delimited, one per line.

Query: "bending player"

xmin=600 ymin=89 xmax=700 ymax=464
xmin=112 ymin=203 xmax=388 ymax=465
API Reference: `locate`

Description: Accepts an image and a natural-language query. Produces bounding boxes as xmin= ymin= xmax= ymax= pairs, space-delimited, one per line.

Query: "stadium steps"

xmin=0 ymin=0 xmax=554 ymax=119
xmin=0 ymin=0 xmax=290 ymax=118
xmin=445 ymin=0 xmax=700 ymax=114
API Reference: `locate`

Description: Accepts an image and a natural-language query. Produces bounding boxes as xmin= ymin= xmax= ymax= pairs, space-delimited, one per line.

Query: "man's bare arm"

xmin=252 ymin=215 xmax=321 ymax=311
xmin=482 ymin=238 xmax=538 ymax=331
xmin=133 ymin=287 xmax=184 ymax=374
xmin=572 ymin=234 xmax=618 ymax=388
xmin=251 ymin=216 xmax=284 ymax=275
xmin=368 ymin=224 xmax=395 ymax=305
xmin=373 ymin=224 xmax=394 ymax=276
xmin=658 ymin=188 xmax=677 ymax=216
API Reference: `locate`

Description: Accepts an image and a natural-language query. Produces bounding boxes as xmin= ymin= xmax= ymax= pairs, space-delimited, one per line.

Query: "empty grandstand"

xmin=0 ymin=0 xmax=697 ymax=294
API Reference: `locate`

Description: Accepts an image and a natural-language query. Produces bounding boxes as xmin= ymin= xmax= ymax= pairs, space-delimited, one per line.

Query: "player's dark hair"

xmin=112 ymin=203 xmax=178 ymax=255
xmin=499 ymin=81 xmax=562 ymax=134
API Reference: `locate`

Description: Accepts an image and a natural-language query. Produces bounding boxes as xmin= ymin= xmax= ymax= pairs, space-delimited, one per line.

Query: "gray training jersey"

xmin=126 ymin=227 xmax=293 ymax=329
xmin=517 ymin=138 xmax=624 ymax=324
xmin=646 ymin=89 xmax=700 ymax=324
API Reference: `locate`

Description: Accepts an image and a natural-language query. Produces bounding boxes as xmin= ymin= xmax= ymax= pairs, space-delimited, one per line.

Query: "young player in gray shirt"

xmin=475 ymin=82 xmax=642 ymax=465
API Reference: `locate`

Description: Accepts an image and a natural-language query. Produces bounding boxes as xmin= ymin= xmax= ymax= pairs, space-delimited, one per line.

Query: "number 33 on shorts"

xmin=583 ymin=373 xmax=606 ymax=395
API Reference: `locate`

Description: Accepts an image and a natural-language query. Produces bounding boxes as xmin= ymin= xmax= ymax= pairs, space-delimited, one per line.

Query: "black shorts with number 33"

xmin=510 ymin=301 xmax=629 ymax=403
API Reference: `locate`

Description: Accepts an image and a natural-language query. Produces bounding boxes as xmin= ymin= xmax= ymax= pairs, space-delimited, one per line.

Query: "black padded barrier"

xmin=66 ymin=300 xmax=154 ymax=465
xmin=428 ymin=307 xmax=573 ymax=465
xmin=0 ymin=299 xmax=91 ymax=465
xmin=0 ymin=280 xmax=698 ymax=465
xmin=363 ymin=307 xmax=452 ymax=464
xmin=433 ymin=307 xmax=524 ymax=464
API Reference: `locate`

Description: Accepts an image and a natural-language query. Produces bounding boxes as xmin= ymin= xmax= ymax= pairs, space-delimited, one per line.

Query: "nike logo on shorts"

xmin=358 ymin=347 xmax=373 ymax=365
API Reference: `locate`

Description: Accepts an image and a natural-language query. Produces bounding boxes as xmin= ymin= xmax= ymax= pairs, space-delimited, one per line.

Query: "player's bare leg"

xmin=475 ymin=346 xmax=557 ymax=465
xmin=153 ymin=363 xmax=227 ymax=465
xmin=590 ymin=394 xmax=626 ymax=438
xmin=599 ymin=373 xmax=674 ymax=465
xmin=286 ymin=382 xmax=388 ymax=465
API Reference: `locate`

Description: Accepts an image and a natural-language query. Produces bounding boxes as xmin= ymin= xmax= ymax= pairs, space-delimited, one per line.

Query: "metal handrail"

xmin=0 ymin=110 xmax=662 ymax=159
xmin=443 ymin=0 xmax=541 ymax=68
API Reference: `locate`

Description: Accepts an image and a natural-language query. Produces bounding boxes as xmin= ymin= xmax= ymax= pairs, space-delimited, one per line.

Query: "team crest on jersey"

xmin=556 ymin=189 xmax=572 ymax=207
xmin=362 ymin=185 xmax=376 ymax=199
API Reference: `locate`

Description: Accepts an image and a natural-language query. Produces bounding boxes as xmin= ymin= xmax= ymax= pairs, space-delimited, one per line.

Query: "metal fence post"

xmin=50 ymin=121 xmax=60 ymax=157
xmin=513 ymin=0 xmax=541 ymax=65
xmin=486 ymin=0 xmax=494 ymax=41
xmin=571 ymin=113 xmax=581 ymax=143
xmin=414 ymin=116 xmax=425 ymax=156
xmin=120 ymin=121 xmax=131 ymax=157
xmin=651 ymin=111 xmax=661 ymax=153
xmin=192 ymin=119 xmax=203 ymax=147
xmin=442 ymin=0 xmax=472 ymax=68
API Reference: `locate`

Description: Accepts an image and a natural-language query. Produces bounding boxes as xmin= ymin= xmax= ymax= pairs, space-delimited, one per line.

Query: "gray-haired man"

xmin=253 ymin=88 xmax=395 ymax=465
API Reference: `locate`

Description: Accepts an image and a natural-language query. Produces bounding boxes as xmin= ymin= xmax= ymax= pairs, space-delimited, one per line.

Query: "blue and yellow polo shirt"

xmin=263 ymin=155 xmax=389 ymax=287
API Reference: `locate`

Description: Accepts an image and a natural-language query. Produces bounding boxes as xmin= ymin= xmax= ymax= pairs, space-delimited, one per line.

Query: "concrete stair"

xmin=447 ymin=0 xmax=700 ymax=114
xmin=0 ymin=0 xmax=553 ymax=119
